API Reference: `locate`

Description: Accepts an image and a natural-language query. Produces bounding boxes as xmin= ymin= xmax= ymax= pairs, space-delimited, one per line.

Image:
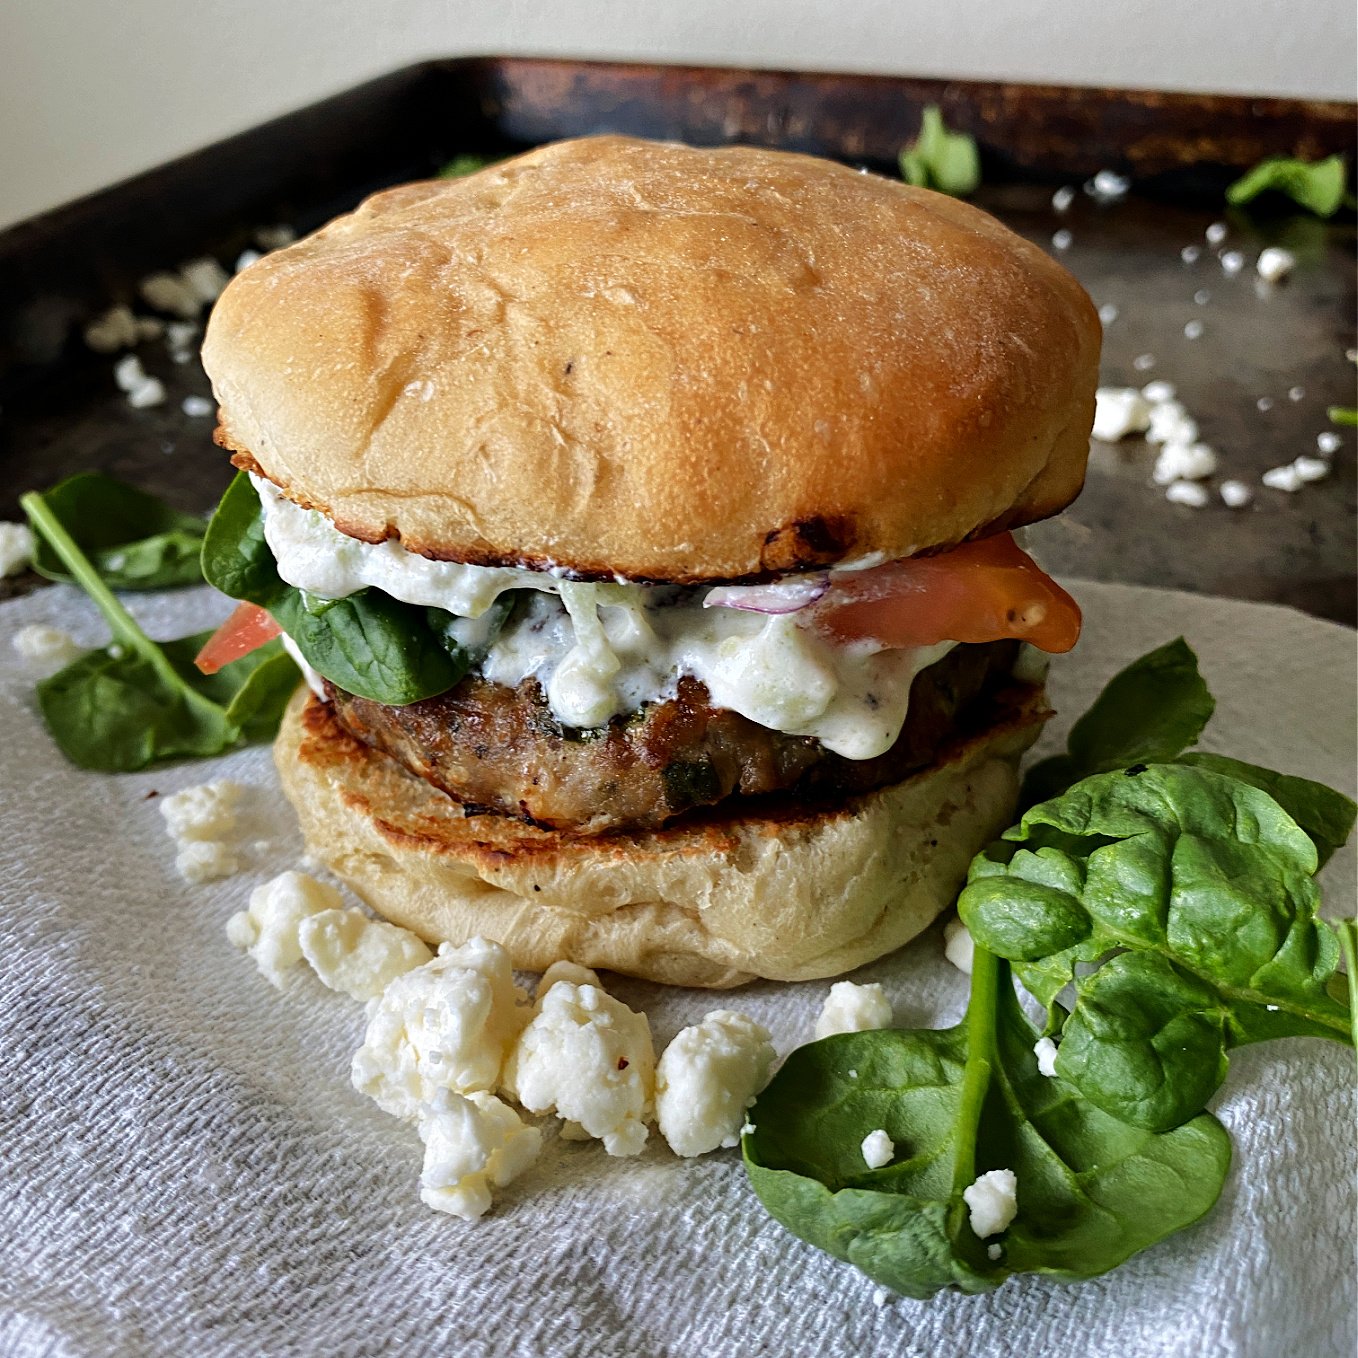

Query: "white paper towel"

xmin=0 ymin=579 xmax=1353 ymax=1358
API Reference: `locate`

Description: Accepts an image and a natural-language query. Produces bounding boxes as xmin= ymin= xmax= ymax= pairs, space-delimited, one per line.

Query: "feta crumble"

xmin=297 ymin=908 xmax=433 ymax=1001
xmin=1051 ymin=229 xmax=1073 ymax=251
xmin=1183 ymin=319 xmax=1204 ymax=340
xmin=1153 ymin=442 xmax=1217 ymax=484
xmin=503 ymin=979 xmax=655 ymax=1157
xmin=1220 ymin=479 xmax=1254 ymax=508
xmin=227 ymin=870 xmax=341 ymax=986
xmin=352 ymin=937 xmax=528 ymax=1119
xmin=0 ymin=522 xmax=33 ymax=577
xmin=179 ymin=257 xmax=230 ymax=304
xmin=181 ymin=395 xmax=214 ymax=418
xmin=1180 ymin=245 xmax=1201 ymax=264
xmin=176 ymin=840 xmax=241 ymax=885
xmin=655 ymin=1010 xmax=775 ymax=1157
xmin=943 ymin=918 xmax=974 ymax=974
xmin=1097 ymin=302 xmax=1119 ymax=326
xmin=1165 ymin=480 xmax=1209 ymax=508
xmin=861 ymin=1129 xmax=895 ymax=1169
xmin=1255 ymin=247 xmax=1295 ymax=283
xmin=1146 ymin=400 xmax=1199 ymax=446
xmin=1086 ymin=169 xmax=1130 ymax=202
xmin=12 ymin=624 xmax=82 ymax=670
xmin=814 ymin=981 xmax=892 ymax=1040
xmin=160 ymin=780 xmax=244 ymax=841
xmin=1262 ymin=464 xmax=1304 ymax=493
xmin=1132 ymin=352 xmax=1156 ymax=372
xmin=1219 ymin=250 xmax=1245 ymax=276
xmin=1091 ymin=387 xmax=1151 ymax=442
xmin=987 ymin=1243 xmax=1003 ymax=1261
xmin=1293 ymin=456 xmax=1330 ymax=483
xmin=1051 ymin=186 xmax=1076 ymax=212
xmin=1205 ymin=222 xmax=1228 ymax=246
xmin=1140 ymin=379 xmax=1176 ymax=404
xmin=416 ymin=1088 xmax=541 ymax=1221
xmin=139 ymin=271 xmax=202 ymax=319
xmin=1317 ymin=431 xmax=1342 ymax=455
xmin=83 ymin=305 xmax=139 ymax=353
xmin=963 ymin=1168 xmax=1018 ymax=1238
xmin=1288 ymin=385 xmax=1306 ymax=402
xmin=1033 ymin=1036 xmax=1059 ymax=1078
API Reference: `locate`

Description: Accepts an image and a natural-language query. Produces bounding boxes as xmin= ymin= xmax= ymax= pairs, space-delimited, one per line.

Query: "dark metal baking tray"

xmin=1 ymin=58 xmax=1354 ymax=620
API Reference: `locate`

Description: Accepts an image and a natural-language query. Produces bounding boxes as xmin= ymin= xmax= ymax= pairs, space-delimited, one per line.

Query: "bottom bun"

xmin=275 ymin=688 xmax=1047 ymax=989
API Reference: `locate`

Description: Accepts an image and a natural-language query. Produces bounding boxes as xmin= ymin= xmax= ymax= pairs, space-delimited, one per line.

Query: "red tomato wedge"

xmin=195 ymin=602 xmax=282 ymax=674
xmin=815 ymin=532 xmax=1081 ymax=653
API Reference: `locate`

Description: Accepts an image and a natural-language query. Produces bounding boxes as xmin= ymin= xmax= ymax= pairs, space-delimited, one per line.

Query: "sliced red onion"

xmin=703 ymin=574 xmax=830 ymax=615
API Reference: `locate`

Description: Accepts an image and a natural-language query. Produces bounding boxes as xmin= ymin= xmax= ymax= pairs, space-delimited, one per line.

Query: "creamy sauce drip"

xmin=255 ymin=478 xmax=955 ymax=759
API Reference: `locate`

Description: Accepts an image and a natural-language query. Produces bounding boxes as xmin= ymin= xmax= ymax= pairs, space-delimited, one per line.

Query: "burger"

xmin=196 ymin=135 xmax=1098 ymax=989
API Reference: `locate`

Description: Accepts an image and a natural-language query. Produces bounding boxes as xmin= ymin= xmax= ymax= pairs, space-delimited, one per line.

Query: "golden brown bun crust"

xmin=274 ymin=687 xmax=1046 ymax=988
xmin=204 ymin=136 xmax=1099 ymax=582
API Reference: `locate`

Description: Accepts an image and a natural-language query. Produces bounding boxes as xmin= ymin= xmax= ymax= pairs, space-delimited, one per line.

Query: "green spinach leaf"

xmin=743 ymin=947 xmax=1230 ymax=1298
xmin=203 ymin=471 xmax=506 ymax=705
xmin=438 ymin=154 xmax=497 ymax=179
xmin=27 ymin=472 xmax=207 ymax=589
xmin=1177 ymin=752 xmax=1356 ymax=866
xmin=1226 ymin=154 xmax=1348 ymax=217
xmin=1022 ymin=637 xmax=1213 ymax=805
xmin=20 ymin=488 xmax=298 ymax=771
xmin=962 ymin=763 xmax=1352 ymax=1129
xmin=899 ymin=107 xmax=981 ymax=198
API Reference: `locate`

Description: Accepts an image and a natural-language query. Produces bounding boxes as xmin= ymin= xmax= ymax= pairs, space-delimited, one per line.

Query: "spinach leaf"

xmin=1334 ymin=918 xmax=1358 ymax=1057
xmin=20 ymin=488 xmax=298 ymax=771
xmin=1226 ymin=154 xmax=1348 ymax=217
xmin=27 ymin=472 xmax=207 ymax=589
xmin=203 ymin=472 xmax=502 ymax=705
xmin=1177 ymin=752 xmax=1356 ymax=867
xmin=1022 ymin=637 xmax=1213 ymax=805
xmin=899 ymin=107 xmax=981 ymax=198
xmin=438 ymin=153 xmax=496 ymax=178
xmin=743 ymin=947 xmax=1230 ymax=1298
xmin=962 ymin=763 xmax=1352 ymax=1129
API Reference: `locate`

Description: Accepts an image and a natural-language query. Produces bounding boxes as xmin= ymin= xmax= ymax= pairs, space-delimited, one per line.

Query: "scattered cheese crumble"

xmin=943 ymin=918 xmax=974 ymax=974
xmin=352 ymin=937 xmax=528 ymax=1120
xmin=416 ymin=1088 xmax=541 ymax=1221
xmin=963 ymin=1168 xmax=1019 ymax=1239
xmin=1091 ymin=387 xmax=1151 ymax=442
xmin=0 ymin=522 xmax=34 ymax=577
xmin=1255 ymin=247 xmax=1296 ymax=284
xmin=161 ymin=780 xmax=249 ymax=884
xmin=227 ymin=870 xmax=340 ymax=986
xmin=504 ymin=978 xmax=655 ymax=1157
xmin=814 ymin=981 xmax=892 ymax=1040
xmin=298 ymin=908 xmax=433 ymax=1001
xmin=655 ymin=1010 xmax=775 ymax=1157
xmin=176 ymin=840 xmax=241 ymax=885
xmin=160 ymin=780 xmax=244 ymax=841
xmin=1033 ymin=1036 xmax=1060 ymax=1078
xmin=861 ymin=1129 xmax=895 ymax=1169
xmin=12 ymin=624 xmax=82 ymax=671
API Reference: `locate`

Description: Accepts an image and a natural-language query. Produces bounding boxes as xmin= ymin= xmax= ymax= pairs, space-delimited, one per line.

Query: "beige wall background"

xmin=1 ymin=0 xmax=1354 ymax=230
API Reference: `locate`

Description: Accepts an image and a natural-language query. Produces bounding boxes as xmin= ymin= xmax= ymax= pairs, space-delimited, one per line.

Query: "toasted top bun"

xmin=203 ymin=135 xmax=1099 ymax=583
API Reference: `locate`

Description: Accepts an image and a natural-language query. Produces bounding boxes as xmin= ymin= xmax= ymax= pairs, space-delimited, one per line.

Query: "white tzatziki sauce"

xmin=254 ymin=477 xmax=956 ymax=759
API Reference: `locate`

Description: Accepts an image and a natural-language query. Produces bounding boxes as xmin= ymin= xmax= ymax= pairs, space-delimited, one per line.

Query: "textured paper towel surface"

xmin=0 ymin=579 xmax=1353 ymax=1358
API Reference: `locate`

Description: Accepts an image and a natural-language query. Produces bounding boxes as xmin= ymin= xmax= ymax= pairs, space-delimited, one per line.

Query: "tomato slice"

xmin=195 ymin=601 xmax=282 ymax=674
xmin=815 ymin=533 xmax=1081 ymax=654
